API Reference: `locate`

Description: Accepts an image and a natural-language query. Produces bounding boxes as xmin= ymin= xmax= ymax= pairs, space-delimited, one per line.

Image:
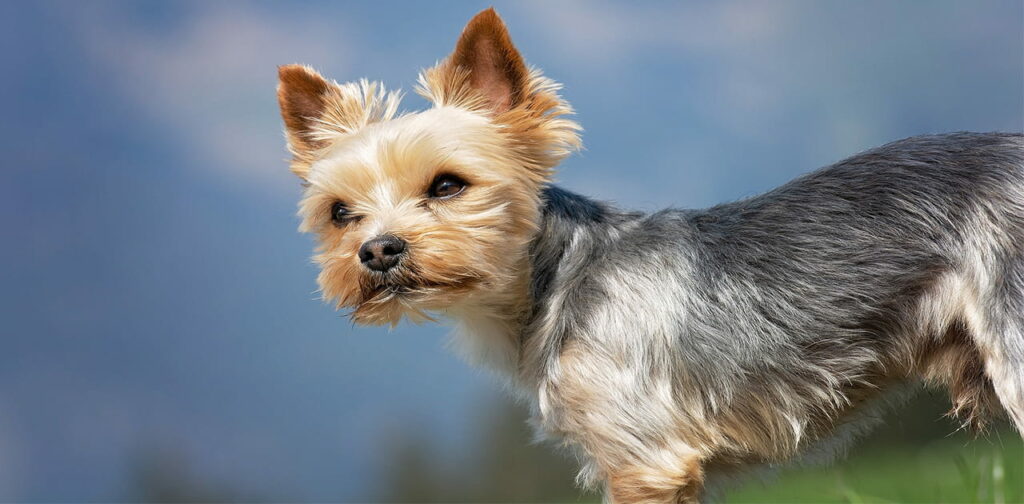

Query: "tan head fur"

xmin=277 ymin=8 xmax=580 ymax=326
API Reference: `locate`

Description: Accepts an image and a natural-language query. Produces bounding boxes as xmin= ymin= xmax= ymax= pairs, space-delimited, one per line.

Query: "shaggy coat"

xmin=277 ymin=8 xmax=1024 ymax=503
xmin=523 ymin=133 xmax=1023 ymax=501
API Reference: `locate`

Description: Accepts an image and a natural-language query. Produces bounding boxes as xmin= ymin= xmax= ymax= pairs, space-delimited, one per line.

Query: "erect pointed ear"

xmin=277 ymin=65 xmax=402 ymax=179
xmin=418 ymin=8 xmax=581 ymax=176
xmin=277 ymin=64 xmax=333 ymax=158
xmin=447 ymin=8 xmax=529 ymax=114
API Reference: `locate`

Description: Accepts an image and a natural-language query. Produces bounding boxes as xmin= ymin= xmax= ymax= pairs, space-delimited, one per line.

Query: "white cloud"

xmin=64 ymin=1 xmax=1021 ymax=198
xmin=515 ymin=1 xmax=1020 ymax=178
xmin=513 ymin=1 xmax=794 ymax=63
xmin=69 ymin=3 xmax=351 ymax=189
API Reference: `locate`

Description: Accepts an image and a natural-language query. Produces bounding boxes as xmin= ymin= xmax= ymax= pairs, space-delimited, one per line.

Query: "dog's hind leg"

xmin=976 ymin=257 xmax=1024 ymax=431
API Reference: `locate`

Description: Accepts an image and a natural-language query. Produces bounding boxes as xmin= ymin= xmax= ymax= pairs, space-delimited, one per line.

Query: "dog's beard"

xmin=316 ymin=225 xmax=527 ymax=326
xmin=349 ymin=260 xmax=483 ymax=326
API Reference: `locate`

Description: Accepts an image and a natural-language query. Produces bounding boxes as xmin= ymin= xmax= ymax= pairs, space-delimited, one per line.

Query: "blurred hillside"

xmin=124 ymin=389 xmax=1019 ymax=502
xmin=376 ymin=399 xmax=591 ymax=502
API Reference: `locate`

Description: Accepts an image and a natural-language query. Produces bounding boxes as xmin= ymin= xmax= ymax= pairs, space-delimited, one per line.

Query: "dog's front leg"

xmin=547 ymin=349 xmax=707 ymax=503
xmin=605 ymin=447 xmax=705 ymax=504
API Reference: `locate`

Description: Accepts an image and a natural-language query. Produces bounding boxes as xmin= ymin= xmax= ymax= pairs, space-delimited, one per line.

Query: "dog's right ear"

xmin=277 ymin=65 xmax=334 ymax=178
xmin=278 ymin=66 xmax=331 ymax=150
xmin=277 ymin=65 xmax=401 ymax=179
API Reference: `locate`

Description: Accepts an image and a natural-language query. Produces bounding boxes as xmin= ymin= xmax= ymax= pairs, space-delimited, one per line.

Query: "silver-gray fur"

xmin=516 ymin=132 xmax=1024 ymax=500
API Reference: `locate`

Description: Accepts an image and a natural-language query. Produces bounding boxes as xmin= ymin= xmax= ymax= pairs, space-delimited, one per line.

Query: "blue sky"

xmin=1 ymin=1 xmax=1021 ymax=500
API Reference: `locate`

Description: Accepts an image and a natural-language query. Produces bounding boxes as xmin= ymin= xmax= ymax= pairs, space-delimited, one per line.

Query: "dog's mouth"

xmin=349 ymin=272 xmax=481 ymax=325
xmin=358 ymin=267 xmax=480 ymax=305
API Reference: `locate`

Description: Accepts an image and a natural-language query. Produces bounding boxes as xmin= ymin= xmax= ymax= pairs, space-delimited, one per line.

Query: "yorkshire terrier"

xmin=277 ymin=8 xmax=1024 ymax=503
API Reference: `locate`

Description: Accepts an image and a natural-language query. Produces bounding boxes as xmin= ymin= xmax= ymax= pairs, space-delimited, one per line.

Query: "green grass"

xmin=724 ymin=431 xmax=1023 ymax=503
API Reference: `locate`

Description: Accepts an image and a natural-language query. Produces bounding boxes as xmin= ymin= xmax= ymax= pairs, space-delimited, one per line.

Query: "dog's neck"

xmin=449 ymin=186 xmax=630 ymax=382
xmin=448 ymin=256 xmax=533 ymax=376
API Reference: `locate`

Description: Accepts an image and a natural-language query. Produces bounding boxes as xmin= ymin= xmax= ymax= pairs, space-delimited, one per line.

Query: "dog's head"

xmin=277 ymin=9 xmax=580 ymax=325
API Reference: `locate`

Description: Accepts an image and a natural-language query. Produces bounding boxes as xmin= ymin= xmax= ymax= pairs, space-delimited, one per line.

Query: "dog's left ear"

xmin=420 ymin=8 xmax=581 ymax=175
xmin=421 ymin=8 xmax=531 ymax=115
xmin=448 ymin=7 xmax=529 ymax=114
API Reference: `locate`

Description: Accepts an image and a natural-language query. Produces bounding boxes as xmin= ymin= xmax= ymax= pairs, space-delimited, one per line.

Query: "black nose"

xmin=358 ymin=234 xmax=406 ymax=272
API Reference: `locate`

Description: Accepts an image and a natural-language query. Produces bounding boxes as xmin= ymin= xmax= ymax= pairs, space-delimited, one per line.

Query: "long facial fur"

xmin=278 ymin=9 xmax=579 ymax=328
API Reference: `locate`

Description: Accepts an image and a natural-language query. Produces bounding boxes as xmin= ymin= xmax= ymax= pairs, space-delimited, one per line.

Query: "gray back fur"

xmin=520 ymin=132 xmax=1024 ymax=480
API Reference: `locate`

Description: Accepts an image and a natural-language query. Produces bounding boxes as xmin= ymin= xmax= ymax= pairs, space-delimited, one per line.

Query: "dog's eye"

xmin=330 ymin=201 xmax=350 ymax=224
xmin=428 ymin=174 xmax=467 ymax=199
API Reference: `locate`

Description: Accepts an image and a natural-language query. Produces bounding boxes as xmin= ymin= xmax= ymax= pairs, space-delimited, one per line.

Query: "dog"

xmin=276 ymin=8 xmax=1024 ymax=503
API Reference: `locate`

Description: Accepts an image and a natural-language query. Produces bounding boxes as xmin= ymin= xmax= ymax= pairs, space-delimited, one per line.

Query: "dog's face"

xmin=277 ymin=9 xmax=580 ymax=325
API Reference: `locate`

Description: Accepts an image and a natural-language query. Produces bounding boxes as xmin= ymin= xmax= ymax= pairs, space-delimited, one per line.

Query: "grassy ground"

xmin=724 ymin=430 xmax=1023 ymax=503
xmin=373 ymin=392 xmax=1021 ymax=503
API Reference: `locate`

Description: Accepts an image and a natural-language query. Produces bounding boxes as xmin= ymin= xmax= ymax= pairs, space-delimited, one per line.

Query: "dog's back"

xmin=530 ymin=133 xmax=1023 ymax=492
xmin=687 ymin=131 xmax=1022 ymax=431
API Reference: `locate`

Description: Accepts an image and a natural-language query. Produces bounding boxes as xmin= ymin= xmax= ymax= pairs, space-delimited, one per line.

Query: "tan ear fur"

xmin=277 ymin=65 xmax=401 ymax=179
xmin=448 ymin=7 xmax=528 ymax=114
xmin=277 ymin=65 xmax=333 ymax=178
xmin=418 ymin=8 xmax=582 ymax=178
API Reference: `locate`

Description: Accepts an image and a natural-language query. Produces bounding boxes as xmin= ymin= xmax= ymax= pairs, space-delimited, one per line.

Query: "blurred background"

xmin=2 ymin=1 xmax=1022 ymax=502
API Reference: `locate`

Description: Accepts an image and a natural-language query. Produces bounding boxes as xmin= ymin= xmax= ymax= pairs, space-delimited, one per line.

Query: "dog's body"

xmin=277 ymin=9 xmax=1023 ymax=503
xmin=521 ymin=133 xmax=1024 ymax=500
